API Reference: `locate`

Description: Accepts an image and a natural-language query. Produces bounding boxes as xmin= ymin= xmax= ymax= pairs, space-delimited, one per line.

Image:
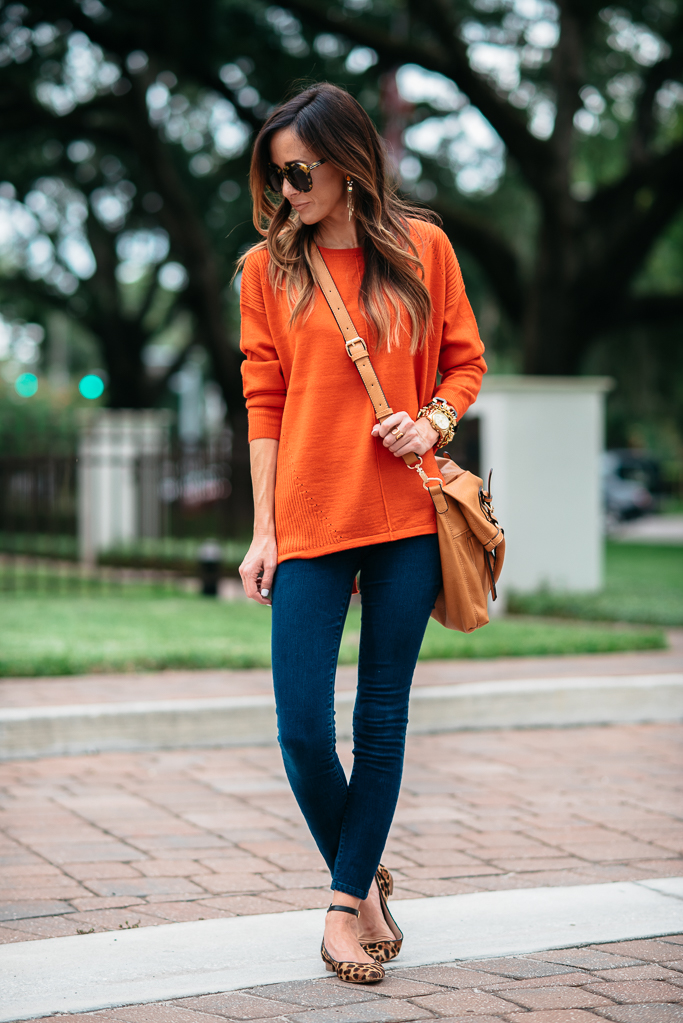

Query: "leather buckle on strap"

xmin=345 ymin=337 xmax=366 ymax=356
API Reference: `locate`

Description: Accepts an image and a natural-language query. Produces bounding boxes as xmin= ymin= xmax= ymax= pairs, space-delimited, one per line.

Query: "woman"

xmin=239 ymin=82 xmax=486 ymax=983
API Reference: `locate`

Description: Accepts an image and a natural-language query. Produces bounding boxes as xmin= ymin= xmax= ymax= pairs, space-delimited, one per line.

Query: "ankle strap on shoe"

xmin=327 ymin=904 xmax=360 ymax=917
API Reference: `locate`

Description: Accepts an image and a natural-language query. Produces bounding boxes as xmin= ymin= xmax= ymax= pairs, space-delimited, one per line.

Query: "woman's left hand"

xmin=371 ymin=411 xmax=439 ymax=458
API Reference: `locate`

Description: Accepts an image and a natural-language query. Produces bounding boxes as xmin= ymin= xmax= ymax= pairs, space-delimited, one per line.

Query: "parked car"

xmin=603 ymin=449 xmax=661 ymax=521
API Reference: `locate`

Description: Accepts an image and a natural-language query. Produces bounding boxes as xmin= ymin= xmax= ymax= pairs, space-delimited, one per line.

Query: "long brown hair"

xmin=241 ymin=82 xmax=436 ymax=353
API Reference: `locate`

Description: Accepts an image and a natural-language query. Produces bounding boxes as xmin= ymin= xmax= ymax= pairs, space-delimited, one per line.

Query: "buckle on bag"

xmin=421 ymin=476 xmax=445 ymax=492
xmin=408 ymin=459 xmax=447 ymax=513
xmin=345 ymin=337 xmax=367 ymax=356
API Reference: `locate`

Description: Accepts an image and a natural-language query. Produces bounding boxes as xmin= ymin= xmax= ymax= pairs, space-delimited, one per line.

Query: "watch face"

xmin=433 ymin=412 xmax=450 ymax=431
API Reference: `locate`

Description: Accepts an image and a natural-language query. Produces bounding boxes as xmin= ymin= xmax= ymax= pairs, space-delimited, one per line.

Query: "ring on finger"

xmin=391 ymin=428 xmax=404 ymax=439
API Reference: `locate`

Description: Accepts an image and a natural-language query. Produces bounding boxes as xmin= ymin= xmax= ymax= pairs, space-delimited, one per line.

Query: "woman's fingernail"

xmin=261 ymin=588 xmax=269 ymax=598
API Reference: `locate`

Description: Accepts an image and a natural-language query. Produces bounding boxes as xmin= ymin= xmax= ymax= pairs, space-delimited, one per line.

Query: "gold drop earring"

xmin=346 ymin=175 xmax=354 ymax=221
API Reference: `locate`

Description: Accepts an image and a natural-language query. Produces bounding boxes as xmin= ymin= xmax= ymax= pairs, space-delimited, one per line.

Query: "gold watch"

xmin=417 ymin=397 xmax=458 ymax=449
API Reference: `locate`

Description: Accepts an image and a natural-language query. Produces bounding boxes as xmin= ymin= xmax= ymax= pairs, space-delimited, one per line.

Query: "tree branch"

xmin=431 ymin=200 xmax=525 ymax=324
xmin=610 ymin=292 xmax=683 ymax=329
xmin=0 ymin=275 xmax=71 ymax=315
xmin=25 ymin=0 xmax=264 ymax=131
xmin=85 ymin=216 xmax=120 ymax=323
xmin=133 ymin=272 xmax=165 ymax=331
xmin=572 ymin=140 xmax=683 ymax=338
xmin=121 ymin=77 xmax=246 ymax=412
xmin=549 ymin=0 xmax=584 ymax=200
xmin=587 ymin=138 xmax=683 ymax=279
xmin=630 ymin=11 xmax=683 ymax=164
xmin=146 ymin=331 xmax=196 ymax=407
xmin=283 ymin=0 xmax=552 ymax=196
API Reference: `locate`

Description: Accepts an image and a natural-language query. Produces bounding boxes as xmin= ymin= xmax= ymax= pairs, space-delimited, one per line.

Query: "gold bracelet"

xmin=417 ymin=399 xmax=458 ymax=449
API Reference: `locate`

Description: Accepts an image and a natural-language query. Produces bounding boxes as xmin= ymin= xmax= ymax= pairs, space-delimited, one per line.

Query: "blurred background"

xmin=0 ymin=0 xmax=681 ymax=676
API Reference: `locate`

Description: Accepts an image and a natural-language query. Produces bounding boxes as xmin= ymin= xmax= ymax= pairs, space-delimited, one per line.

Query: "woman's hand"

xmin=239 ymin=532 xmax=278 ymax=605
xmin=371 ymin=411 xmax=439 ymax=458
xmin=242 ymin=437 xmax=279 ymax=605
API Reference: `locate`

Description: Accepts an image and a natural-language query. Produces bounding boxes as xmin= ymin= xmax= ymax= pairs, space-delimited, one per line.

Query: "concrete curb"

xmin=1 ymin=877 xmax=682 ymax=1022
xmin=0 ymin=673 xmax=681 ymax=759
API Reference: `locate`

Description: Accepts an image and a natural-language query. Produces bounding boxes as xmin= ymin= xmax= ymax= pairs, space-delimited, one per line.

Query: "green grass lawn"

xmin=0 ymin=595 xmax=665 ymax=677
xmin=1 ymin=540 xmax=676 ymax=677
xmin=509 ymin=543 xmax=683 ymax=626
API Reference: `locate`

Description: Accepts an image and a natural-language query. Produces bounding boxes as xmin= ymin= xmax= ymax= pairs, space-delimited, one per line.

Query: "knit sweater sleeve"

xmin=239 ymin=251 xmax=286 ymax=442
xmin=432 ymin=230 xmax=487 ymax=417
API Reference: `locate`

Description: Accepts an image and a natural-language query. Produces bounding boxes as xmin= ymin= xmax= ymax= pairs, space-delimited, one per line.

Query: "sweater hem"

xmin=277 ymin=523 xmax=438 ymax=564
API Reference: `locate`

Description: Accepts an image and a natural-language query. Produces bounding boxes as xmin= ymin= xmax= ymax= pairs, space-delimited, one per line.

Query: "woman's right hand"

xmin=239 ymin=532 xmax=278 ymax=605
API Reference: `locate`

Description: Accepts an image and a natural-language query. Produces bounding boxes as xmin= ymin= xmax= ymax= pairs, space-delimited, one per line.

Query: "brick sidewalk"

xmin=1 ymin=723 xmax=681 ymax=943
xmin=12 ymin=935 xmax=683 ymax=1022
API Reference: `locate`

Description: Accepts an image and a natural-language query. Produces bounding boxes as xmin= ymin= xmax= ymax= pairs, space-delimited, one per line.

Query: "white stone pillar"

xmin=78 ymin=410 xmax=171 ymax=564
xmin=467 ymin=377 xmax=613 ymax=606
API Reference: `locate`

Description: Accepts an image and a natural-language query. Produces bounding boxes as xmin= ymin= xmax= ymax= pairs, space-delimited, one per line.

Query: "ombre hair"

xmin=240 ymin=82 xmax=436 ymax=353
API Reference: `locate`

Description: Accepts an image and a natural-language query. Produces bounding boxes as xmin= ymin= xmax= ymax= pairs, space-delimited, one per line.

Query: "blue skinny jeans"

xmin=270 ymin=534 xmax=442 ymax=900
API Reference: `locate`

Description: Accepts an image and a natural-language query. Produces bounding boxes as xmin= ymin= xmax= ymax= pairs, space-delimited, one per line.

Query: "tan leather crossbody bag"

xmin=310 ymin=243 xmax=505 ymax=633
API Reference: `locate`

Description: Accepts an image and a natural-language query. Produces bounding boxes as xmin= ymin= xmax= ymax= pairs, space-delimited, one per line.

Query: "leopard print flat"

xmin=360 ymin=866 xmax=403 ymax=964
xmin=321 ymin=905 xmax=385 ymax=984
xmin=375 ymin=863 xmax=393 ymax=900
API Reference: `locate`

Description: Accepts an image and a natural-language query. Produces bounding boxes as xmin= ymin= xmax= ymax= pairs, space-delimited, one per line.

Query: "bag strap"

xmin=309 ymin=243 xmax=396 ymax=425
xmin=310 ymin=243 xmax=423 ymax=473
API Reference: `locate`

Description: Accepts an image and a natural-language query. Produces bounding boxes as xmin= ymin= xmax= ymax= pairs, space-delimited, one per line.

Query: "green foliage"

xmin=417 ymin=617 xmax=665 ymax=660
xmin=509 ymin=543 xmax=683 ymax=626
xmin=0 ymin=564 xmax=186 ymax=598
xmin=0 ymin=0 xmax=681 ymax=458
xmin=0 ymin=596 xmax=664 ymax=677
xmin=0 ymin=537 xmax=251 ymax=592
xmin=0 ymin=379 xmax=83 ymax=454
xmin=0 ymin=0 xmax=391 ymax=411
xmin=586 ymin=211 xmax=683 ymax=466
xmin=0 ymin=533 xmax=79 ymax=559
xmin=98 ymin=537 xmax=250 ymax=574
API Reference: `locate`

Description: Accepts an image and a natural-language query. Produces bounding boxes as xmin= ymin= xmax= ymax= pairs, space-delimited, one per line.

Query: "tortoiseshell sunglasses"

xmin=266 ymin=159 xmax=326 ymax=194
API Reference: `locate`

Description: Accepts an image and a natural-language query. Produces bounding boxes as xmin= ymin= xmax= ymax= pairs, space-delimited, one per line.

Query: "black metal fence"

xmin=0 ymin=417 xmax=479 ymax=597
xmin=0 ymin=437 xmax=252 ymax=595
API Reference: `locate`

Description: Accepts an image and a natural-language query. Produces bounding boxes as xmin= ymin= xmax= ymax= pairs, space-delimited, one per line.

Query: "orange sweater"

xmin=240 ymin=220 xmax=486 ymax=563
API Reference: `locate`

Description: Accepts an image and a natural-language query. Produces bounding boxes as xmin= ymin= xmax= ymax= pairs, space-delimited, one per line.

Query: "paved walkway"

xmin=2 ymin=642 xmax=682 ymax=1021
xmin=610 ymin=513 xmax=683 ymax=544
xmin=1 ymin=723 xmax=681 ymax=943
xmin=9 ymin=934 xmax=683 ymax=1022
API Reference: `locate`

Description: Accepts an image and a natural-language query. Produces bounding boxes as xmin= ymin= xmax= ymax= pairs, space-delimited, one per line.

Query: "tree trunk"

xmin=99 ymin=321 xmax=150 ymax=408
xmin=522 ymin=219 xmax=585 ymax=375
